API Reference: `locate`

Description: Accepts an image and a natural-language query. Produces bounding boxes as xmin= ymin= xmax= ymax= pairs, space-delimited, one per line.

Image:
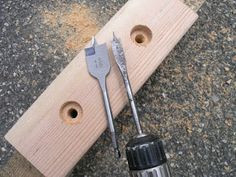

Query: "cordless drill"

xmin=112 ymin=33 xmax=171 ymax=177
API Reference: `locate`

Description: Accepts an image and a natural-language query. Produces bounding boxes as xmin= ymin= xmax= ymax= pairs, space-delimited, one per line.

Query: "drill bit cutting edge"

xmin=85 ymin=37 xmax=121 ymax=158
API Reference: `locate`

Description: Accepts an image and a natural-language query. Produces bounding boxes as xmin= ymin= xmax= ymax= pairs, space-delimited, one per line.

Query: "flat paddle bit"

xmin=85 ymin=37 xmax=121 ymax=158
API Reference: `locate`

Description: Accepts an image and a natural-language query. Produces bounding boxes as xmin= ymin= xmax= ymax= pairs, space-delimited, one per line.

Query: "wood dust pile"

xmin=42 ymin=4 xmax=99 ymax=52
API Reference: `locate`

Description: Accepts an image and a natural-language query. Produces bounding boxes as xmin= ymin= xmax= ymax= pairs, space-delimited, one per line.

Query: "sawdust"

xmin=42 ymin=4 xmax=99 ymax=52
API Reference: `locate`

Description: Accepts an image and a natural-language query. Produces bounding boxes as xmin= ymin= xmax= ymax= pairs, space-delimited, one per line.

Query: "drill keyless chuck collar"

xmin=126 ymin=135 xmax=171 ymax=177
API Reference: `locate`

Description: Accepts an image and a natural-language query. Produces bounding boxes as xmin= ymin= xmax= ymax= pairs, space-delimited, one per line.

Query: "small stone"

xmin=224 ymin=166 xmax=230 ymax=172
xmin=53 ymin=55 xmax=60 ymax=59
xmin=222 ymin=139 xmax=227 ymax=143
xmin=2 ymin=27 xmax=6 ymax=32
xmin=200 ymin=123 xmax=205 ymax=127
xmin=4 ymin=22 xmax=9 ymax=26
xmin=225 ymin=118 xmax=232 ymax=127
xmin=1 ymin=147 xmax=6 ymax=152
xmin=227 ymin=36 xmax=233 ymax=42
xmin=208 ymin=31 xmax=217 ymax=41
xmin=165 ymin=153 xmax=170 ymax=158
xmin=226 ymin=79 xmax=232 ymax=84
xmin=232 ymin=55 xmax=236 ymax=62
xmin=19 ymin=109 xmax=24 ymax=114
xmin=224 ymin=67 xmax=230 ymax=71
xmin=197 ymin=128 xmax=202 ymax=133
xmin=212 ymin=95 xmax=220 ymax=103
xmin=162 ymin=93 xmax=167 ymax=98
xmin=220 ymin=27 xmax=228 ymax=34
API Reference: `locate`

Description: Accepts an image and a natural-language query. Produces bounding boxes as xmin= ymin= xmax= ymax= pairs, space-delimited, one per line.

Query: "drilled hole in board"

xmin=131 ymin=25 xmax=152 ymax=46
xmin=60 ymin=101 xmax=83 ymax=125
xmin=68 ymin=108 xmax=78 ymax=119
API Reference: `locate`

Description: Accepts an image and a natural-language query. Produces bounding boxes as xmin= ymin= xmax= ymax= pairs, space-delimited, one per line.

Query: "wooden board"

xmin=5 ymin=0 xmax=198 ymax=176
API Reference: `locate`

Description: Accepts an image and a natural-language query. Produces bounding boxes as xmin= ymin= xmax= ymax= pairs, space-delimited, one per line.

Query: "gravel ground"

xmin=0 ymin=0 xmax=235 ymax=177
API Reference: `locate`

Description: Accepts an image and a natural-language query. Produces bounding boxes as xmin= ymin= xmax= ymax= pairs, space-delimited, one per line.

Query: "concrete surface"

xmin=0 ymin=0 xmax=235 ymax=177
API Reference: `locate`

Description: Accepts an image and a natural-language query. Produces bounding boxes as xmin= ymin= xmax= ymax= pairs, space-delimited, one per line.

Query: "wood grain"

xmin=5 ymin=0 xmax=198 ymax=176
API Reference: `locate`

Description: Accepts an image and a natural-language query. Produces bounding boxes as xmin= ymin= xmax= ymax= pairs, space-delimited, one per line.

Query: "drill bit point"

xmin=85 ymin=36 xmax=97 ymax=56
xmin=91 ymin=36 xmax=97 ymax=48
xmin=113 ymin=32 xmax=119 ymax=42
xmin=115 ymin=148 xmax=121 ymax=159
xmin=113 ymin=32 xmax=118 ymax=40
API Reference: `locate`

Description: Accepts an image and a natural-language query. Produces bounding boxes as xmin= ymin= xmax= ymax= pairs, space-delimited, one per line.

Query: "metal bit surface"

xmin=85 ymin=37 xmax=121 ymax=158
xmin=112 ymin=33 xmax=143 ymax=135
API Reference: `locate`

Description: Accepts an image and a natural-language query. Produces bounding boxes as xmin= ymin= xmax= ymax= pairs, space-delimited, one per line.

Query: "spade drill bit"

xmin=85 ymin=37 xmax=121 ymax=158
xmin=111 ymin=33 xmax=143 ymax=135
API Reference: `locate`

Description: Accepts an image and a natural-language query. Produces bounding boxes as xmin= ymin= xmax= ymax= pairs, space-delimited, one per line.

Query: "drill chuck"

xmin=126 ymin=135 xmax=171 ymax=177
